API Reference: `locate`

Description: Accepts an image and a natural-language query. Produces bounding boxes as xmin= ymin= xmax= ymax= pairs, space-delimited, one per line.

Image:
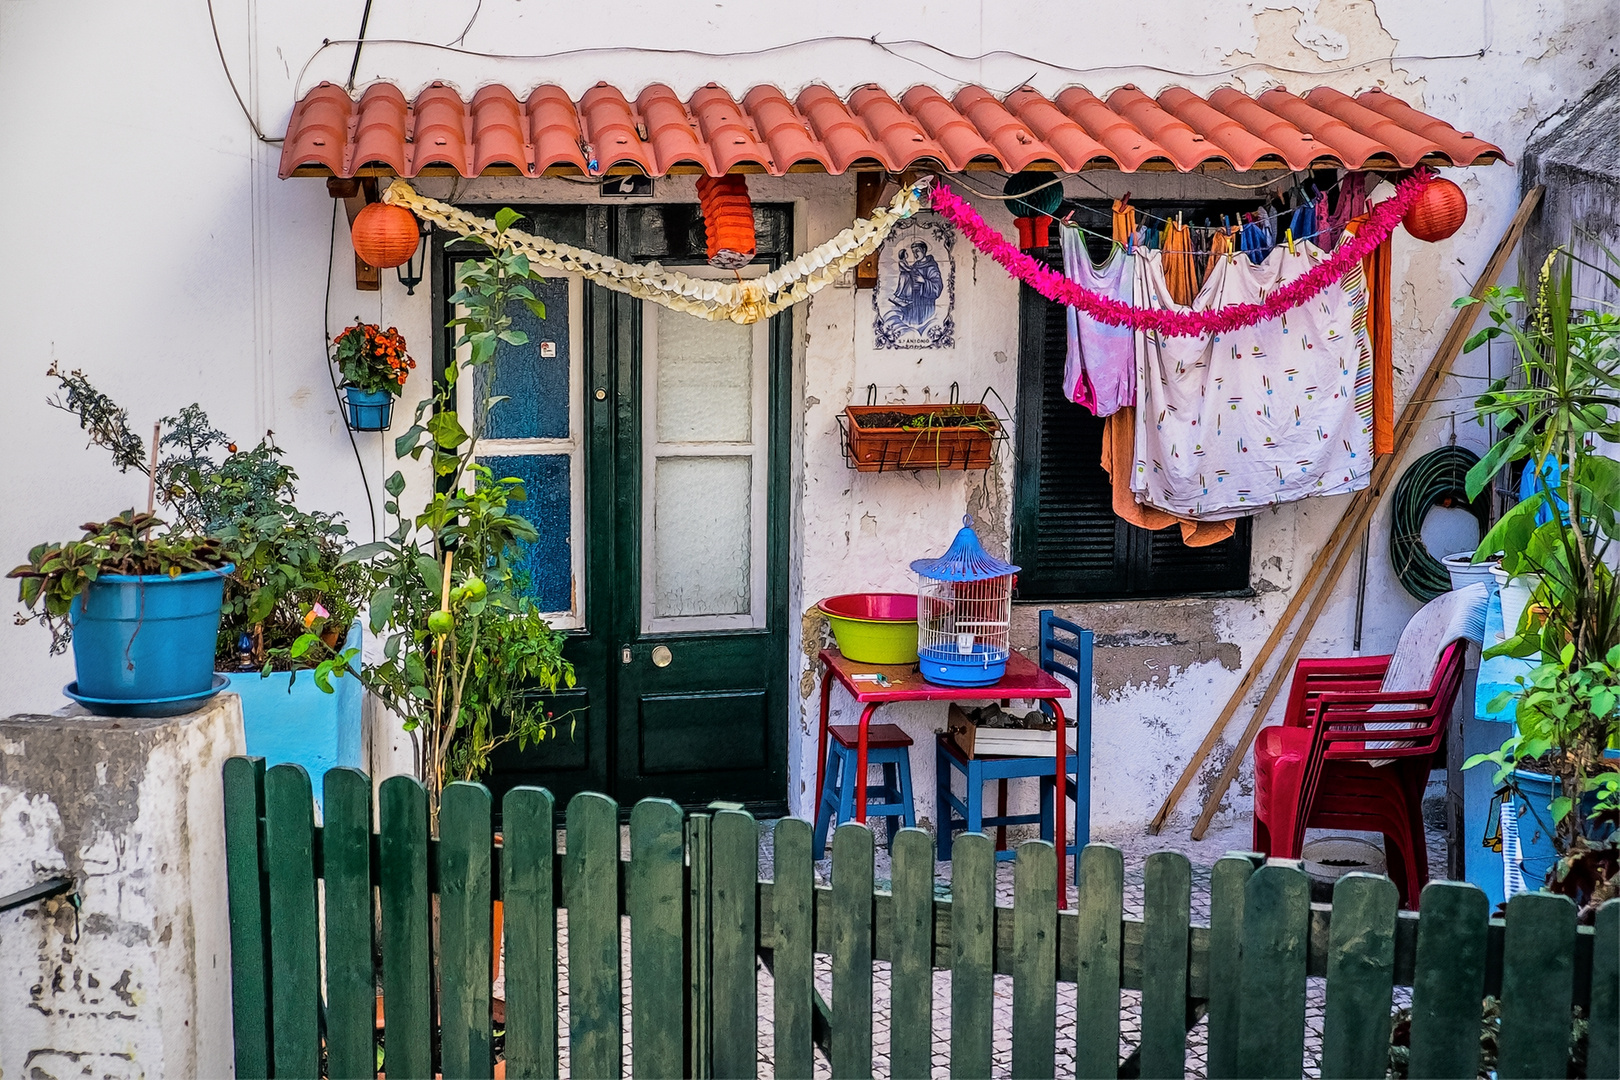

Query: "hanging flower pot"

xmin=331 ymin=321 xmax=414 ymax=431
xmin=351 ymin=202 xmax=421 ymax=268
xmin=1402 ymin=177 xmax=1467 ymax=242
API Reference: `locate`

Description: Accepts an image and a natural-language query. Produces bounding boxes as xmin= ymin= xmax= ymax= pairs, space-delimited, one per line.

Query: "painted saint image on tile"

xmin=874 ymin=216 xmax=955 ymax=350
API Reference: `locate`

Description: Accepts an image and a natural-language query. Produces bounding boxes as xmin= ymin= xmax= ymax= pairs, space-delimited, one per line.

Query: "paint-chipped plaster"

xmin=0 ymin=697 xmax=244 ymax=1080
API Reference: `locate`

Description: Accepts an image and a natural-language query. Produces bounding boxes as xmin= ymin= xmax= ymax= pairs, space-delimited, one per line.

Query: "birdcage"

xmin=910 ymin=516 xmax=1019 ymax=687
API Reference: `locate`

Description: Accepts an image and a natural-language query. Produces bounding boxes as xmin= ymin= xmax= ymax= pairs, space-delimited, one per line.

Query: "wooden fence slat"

xmin=379 ymin=775 xmax=434 ymax=1080
xmin=949 ymin=832 xmax=995 ymax=1079
xmin=264 ymin=764 xmax=320 ymax=1080
xmin=223 ymin=757 xmax=272 ymax=1080
xmin=1204 ymin=854 xmax=1258 ymax=1080
xmin=566 ymin=792 xmax=623 ymax=1079
xmin=1590 ymin=899 xmax=1619 ymax=1080
xmin=712 ymin=810 xmax=760 ymax=1079
xmin=831 ymin=823 xmax=875 ymax=1079
xmin=501 ymin=787 xmax=558 ymax=1079
xmin=322 ymin=768 xmax=377 ymax=1080
xmin=1236 ymin=864 xmax=1309 ymax=1079
xmin=439 ymin=782 xmax=494 ymax=1079
xmin=1012 ymin=840 xmax=1058 ymax=1080
xmin=1073 ymin=844 xmax=1124 ymax=1080
xmin=1406 ymin=881 xmax=1487 ymax=1080
xmin=687 ymin=814 xmax=714 ymax=1077
xmin=1496 ymin=891 xmax=1576 ymax=1079
xmin=889 ymin=828 xmax=935 ymax=1080
xmin=770 ymin=818 xmax=816 ymax=1080
xmin=629 ymin=799 xmax=686 ymax=1079
xmin=1319 ymin=873 xmax=1397 ymax=1080
xmin=1139 ymin=851 xmax=1192 ymax=1080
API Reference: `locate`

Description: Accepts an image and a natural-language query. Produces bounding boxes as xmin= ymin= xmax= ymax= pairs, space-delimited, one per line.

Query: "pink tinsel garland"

xmin=929 ymin=169 xmax=1432 ymax=338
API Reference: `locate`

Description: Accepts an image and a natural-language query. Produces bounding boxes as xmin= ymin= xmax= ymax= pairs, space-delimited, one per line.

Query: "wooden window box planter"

xmin=839 ymin=403 xmax=1004 ymax=473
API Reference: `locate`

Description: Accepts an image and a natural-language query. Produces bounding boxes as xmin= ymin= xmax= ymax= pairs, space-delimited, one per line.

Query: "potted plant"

xmin=33 ymin=367 xmax=367 ymax=787
xmin=9 ymin=510 xmax=233 ymax=715
xmin=840 ymin=400 xmax=1003 ymax=472
xmin=332 ymin=320 xmax=415 ymax=430
xmin=342 ymin=210 xmax=574 ymax=824
xmin=1461 ymin=246 xmax=1620 ymax=913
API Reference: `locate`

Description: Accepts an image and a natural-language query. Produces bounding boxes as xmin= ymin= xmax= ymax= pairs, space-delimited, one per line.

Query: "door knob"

xmin=651 ymin=645 xmax=673 ymax=668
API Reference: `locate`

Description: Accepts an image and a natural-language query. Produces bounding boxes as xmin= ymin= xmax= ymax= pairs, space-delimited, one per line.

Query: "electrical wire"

xmin=206 ymin=0 xmax=281 ymax=143
xmin=448 ymin=0 xmax=483 ymax=47
xmin=324 ymin=202 xmax=379 ymax=542
xmin=346 ymin=0 xmax=376 ymax=92
xmin=1389 ymin=444 xmax=1489 ymax=601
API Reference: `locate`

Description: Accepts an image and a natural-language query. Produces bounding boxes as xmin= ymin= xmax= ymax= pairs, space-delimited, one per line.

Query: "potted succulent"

xmin=1461 ymin=246 xmax=1620 ymax=913
xmin=332 ymin=319 xmax=415 ymax=430
xmin=32 ymin=367 xmax=367 ymax=789
xmin=10 ymin=510 xmax=233 ymax=715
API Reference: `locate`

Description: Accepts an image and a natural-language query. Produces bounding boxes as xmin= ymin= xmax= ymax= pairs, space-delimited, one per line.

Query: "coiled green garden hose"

xmin=1389 ymin=444 xmax=1491 ymax=601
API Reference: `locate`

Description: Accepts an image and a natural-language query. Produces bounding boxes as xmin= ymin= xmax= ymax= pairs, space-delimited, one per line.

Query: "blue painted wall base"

xmin=224 ymin=621 xmax=363 ymax=811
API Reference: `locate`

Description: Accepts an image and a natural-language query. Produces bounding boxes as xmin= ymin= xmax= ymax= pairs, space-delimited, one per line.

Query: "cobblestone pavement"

xmin=503 ymin=785 xmax=1450 ymax=1078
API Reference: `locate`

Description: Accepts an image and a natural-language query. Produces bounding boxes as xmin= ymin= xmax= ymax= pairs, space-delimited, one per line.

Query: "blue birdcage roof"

xmin=910 ymin=516 xmax=1020 ymax=582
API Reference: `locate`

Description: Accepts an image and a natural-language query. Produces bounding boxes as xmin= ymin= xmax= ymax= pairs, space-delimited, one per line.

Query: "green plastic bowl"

xmin=818 ymin=593 xmax=919 ymax=664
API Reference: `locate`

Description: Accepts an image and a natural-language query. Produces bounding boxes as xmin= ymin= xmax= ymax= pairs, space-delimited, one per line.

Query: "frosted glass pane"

xmin=653 ymin=456 xmax=751 ymax=617
xmin=657 ymin=315 xmax=752 ymax=443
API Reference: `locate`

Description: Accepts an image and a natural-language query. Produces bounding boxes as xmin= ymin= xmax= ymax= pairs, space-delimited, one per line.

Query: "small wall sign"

xmin=540 ymin=340 xmax=558 ymax=358
xmin=600 ymin=174 xmax=655 ymax=198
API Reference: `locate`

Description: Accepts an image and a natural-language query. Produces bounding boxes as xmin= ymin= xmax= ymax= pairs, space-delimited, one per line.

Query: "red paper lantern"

xmin=351 ymin=203 xmax=421 ymax=268
xmin=695 ymin=173 xmax=757 ymax=269
xmin=1402 ymin=177 xmax=1467 ymax=243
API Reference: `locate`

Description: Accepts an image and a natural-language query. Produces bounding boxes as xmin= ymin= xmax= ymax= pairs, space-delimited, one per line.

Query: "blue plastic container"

xmin=344 ymin=386 xmax=394 ymax=430
xmin=227 ymin=620 xmax=364 ymax=811
xmin=69 ymin=565 xmax=233 ymax=702
xmin=918 ymin=643 xmax=1009 ymax=687
xmin=1510 ymin=759 xmax=1619 ymax=889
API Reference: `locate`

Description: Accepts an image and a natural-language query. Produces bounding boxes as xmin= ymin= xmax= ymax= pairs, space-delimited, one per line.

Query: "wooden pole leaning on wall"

xmin=1147 ymin=184 xmax=1544 ymax=839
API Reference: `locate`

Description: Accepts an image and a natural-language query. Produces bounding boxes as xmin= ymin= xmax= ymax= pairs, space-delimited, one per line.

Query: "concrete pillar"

xmin=0 ymin=694 xmax=245 ymax=1079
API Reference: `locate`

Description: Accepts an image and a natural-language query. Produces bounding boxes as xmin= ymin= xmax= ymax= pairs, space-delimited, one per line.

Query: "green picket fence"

xmin=222 ymin=758 xmax=1619 ymax=1079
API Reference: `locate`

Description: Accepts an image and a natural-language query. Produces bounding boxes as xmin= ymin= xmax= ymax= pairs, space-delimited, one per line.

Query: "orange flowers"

xmin=332 ymin=320 xmax=416 ymax=396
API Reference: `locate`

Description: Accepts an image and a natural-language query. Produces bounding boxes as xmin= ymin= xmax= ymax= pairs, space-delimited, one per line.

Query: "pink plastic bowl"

xmin=817 ymin=593 xmax=918 ymax=622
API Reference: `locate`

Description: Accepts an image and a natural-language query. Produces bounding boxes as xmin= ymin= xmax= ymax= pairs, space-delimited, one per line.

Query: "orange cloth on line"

xmin=1100 ymin=408 xmax=1237 ymax=548
xmin=1345 ymin=212 xmax=1395 ymax=455
xmin=1112 ymin=199 xmax=1136 ymax=247
xmin=1161 ymin=219 xmax=1198 ymax=306
xmin=1201 ymin=226 xmax=1236 ymax=288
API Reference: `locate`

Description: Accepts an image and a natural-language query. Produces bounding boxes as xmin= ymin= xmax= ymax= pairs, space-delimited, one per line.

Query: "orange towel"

xmin=1111 ymin=199 xmax=1136 ymax=248
xmin=1345 ymin=213 xmax=1395 ymax=455
xmin=1100 ymin=408 xmax=1236 ymax=548
xmin=1161 ymin=219 xmax=1198 ymax=306
xmin=1201 ymin=226 xmax=1236 ymax=288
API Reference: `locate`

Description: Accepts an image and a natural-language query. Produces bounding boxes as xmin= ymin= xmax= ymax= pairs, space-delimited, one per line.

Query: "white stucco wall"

xmin=2 ymin=1 xmax=1617 ymax=836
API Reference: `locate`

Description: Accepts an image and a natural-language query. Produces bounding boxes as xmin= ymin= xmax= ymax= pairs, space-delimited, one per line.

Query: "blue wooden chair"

xmin=935 ymin=611 xmax=1093 ymax=880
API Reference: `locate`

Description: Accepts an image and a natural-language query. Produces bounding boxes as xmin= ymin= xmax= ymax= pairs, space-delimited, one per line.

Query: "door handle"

xmin=622 ymin=647 xmax=632 ymax=665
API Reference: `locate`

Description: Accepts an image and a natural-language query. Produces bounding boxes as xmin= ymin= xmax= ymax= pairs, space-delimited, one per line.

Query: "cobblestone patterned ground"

xmin=502 ymin=786 xmax=1450 ymax=1078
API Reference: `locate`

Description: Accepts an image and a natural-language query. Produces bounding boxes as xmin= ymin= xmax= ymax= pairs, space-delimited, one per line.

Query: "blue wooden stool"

xmin=813 ymin=723 xmax=916 ymax=858
xmin=935 ymin=611 xmax=1093 ymax=880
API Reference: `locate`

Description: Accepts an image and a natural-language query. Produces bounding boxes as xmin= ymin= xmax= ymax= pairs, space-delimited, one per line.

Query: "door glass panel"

xmin=481 ymin=453 xmax=573 ymax=614
xmin=656 ymin=316 xmax=752 ymax=443
xmin=653 ymin=456 xmax=751 ymax=617
xmin=480 ymin=276 xmax=572 ymax=440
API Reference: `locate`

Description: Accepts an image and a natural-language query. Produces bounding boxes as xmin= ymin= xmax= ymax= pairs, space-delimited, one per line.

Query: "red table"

xmin=817 ymin=648 xmax=1075 ymax=906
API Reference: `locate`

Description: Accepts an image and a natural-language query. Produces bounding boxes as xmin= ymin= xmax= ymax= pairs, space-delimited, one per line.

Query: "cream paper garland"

xmin=380 ymin=178 xmax=931 ymax=324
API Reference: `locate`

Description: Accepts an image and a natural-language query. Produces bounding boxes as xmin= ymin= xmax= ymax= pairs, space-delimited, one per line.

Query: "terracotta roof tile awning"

xmin=279 ymin=80 xmax=1504 ymax=180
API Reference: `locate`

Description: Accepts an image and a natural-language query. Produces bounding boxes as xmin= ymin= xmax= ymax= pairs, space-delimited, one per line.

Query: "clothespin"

xmin=1285 ymin=228 xmax=1296 ymax=255
xmin=1062 ymin=209 xmax=1075 ymax=225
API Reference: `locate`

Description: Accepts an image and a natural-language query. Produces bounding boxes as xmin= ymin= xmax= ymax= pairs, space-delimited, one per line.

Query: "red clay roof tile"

xmin=279 ymin=80 xmax=1504 ymax=179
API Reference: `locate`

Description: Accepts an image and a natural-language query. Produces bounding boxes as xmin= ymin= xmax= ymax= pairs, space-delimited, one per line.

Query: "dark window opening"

xmin=1012 ymin=197 xmax=1260 ymax=601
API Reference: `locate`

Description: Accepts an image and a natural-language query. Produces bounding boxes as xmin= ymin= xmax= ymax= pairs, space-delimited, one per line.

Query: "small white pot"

xmin=1491 ymin=565 xmax=1541 ymax=640
xmin=1443 ymin=551 xmax=1499 ymax=592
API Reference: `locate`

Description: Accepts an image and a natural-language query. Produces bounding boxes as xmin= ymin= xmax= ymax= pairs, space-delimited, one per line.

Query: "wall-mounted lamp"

xmin=396 ymin=220 xmax=431 ymax=295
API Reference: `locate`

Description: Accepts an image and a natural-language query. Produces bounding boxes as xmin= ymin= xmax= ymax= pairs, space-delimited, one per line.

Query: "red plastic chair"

xmin=1253 ymin=640 xmax=1466 ymax=908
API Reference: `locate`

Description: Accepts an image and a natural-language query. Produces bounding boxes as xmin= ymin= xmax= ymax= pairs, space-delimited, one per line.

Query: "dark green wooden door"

xmin=444 ymin=203 xmax=791 ymax=815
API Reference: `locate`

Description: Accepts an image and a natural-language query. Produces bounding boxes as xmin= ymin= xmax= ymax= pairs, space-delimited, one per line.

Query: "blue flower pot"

xmin=226 ymin=620 xmax=364 ymax=810
xmin=344 ymin=386 xmax=394 ymax=431
xmin=68 ymin=565 xmax=233 ymax=705
xmin=1510 ymin=760 xmax=1619 ymax=889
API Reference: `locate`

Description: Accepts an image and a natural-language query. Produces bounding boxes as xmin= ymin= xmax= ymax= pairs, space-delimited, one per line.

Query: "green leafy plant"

xmin=342 ymin=208 xmax=573 ymax=821
xmin=38 ymin=367 xmax=365 ymax=680
xmin=1460 ymin=245 xmax=1620 ymax=889
xmin=8 ymin=511 xmax=229 ymax=653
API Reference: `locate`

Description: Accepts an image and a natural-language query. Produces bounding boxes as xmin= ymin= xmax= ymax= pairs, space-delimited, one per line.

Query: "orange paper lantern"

xmin=351 ymin=202 xmax=421 ymax=268
xmin=695 ymin=173 xmax=757 ymax=269
xmin=1402 ymin=177 xmax=1467 ymax=243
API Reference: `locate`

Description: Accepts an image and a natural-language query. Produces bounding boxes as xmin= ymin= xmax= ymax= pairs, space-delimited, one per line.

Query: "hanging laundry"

xmin=1131 ymin=243 xmax=1374 ymax=520
xmin=1059 ymin=224 xmax=1135 ymax=415
xmin=1239 ymin=214 xmax=1274 ymax=264
xmin=1101 ymin=408 xmax=1236 ymax=546
xmin=1111 ymin=198 xmax=1136 ymax=247
xmin=1345 ymin=210 xmax=1395 ymax=455
xmin=1320 ymin=173 xmax=1368 ymax=252
xmin=1161 ymin=218 xmax=1198 ymax=306
xmin=1288 ymin=201 xmax=1317 ymax=247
